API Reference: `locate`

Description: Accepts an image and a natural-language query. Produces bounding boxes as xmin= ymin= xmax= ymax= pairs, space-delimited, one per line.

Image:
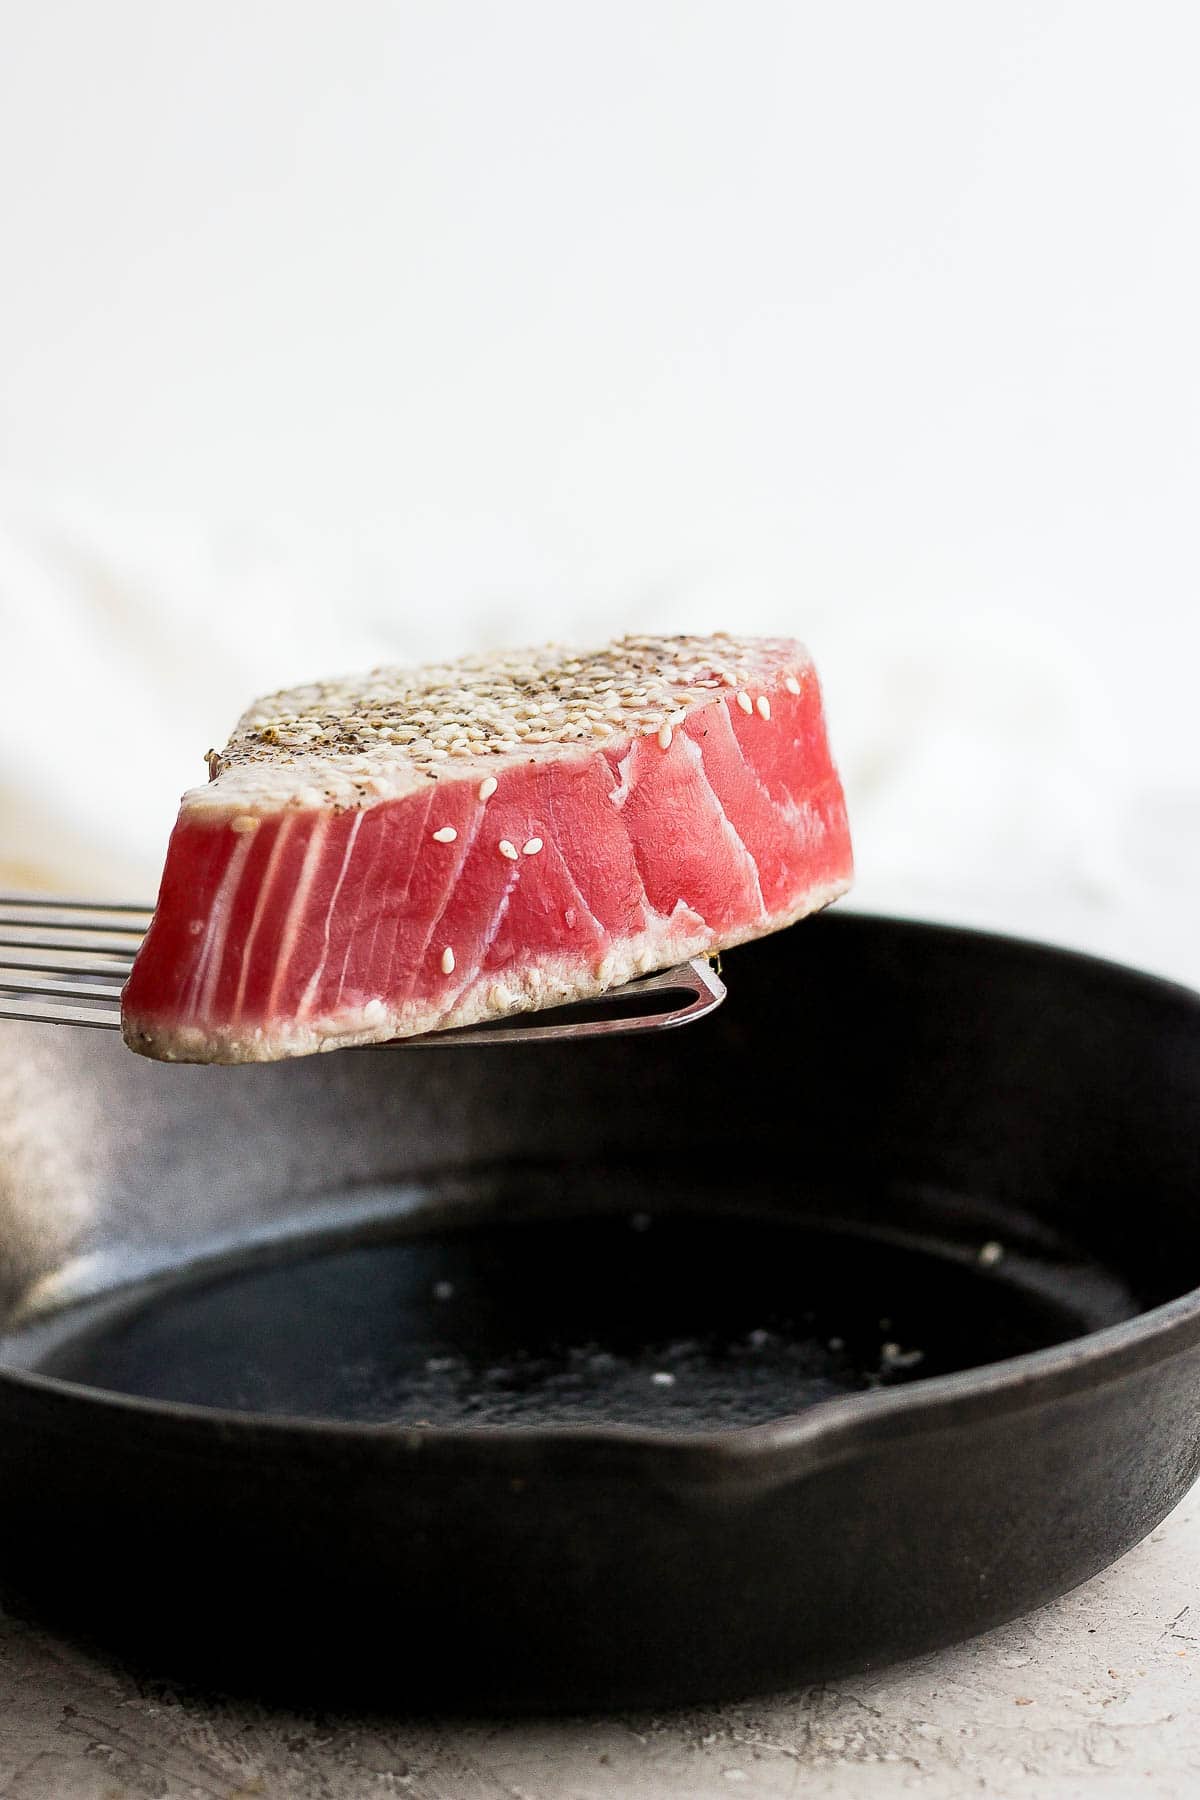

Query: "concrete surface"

xmin=2 ymin=1484 xmax=1197 ymax=1800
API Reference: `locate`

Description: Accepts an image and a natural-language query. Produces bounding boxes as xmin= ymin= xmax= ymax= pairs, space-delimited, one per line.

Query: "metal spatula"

xmin=0 ymin=894 xmax=725 ymax=1047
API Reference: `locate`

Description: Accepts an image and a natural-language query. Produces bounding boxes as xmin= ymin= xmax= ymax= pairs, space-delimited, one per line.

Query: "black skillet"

xmin=0 ymin=913 xmax=1198 ymax=1710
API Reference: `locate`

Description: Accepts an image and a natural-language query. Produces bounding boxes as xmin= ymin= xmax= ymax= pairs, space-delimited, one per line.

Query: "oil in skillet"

xmin=33 ymin=1212 xmax=1115 ymax=1429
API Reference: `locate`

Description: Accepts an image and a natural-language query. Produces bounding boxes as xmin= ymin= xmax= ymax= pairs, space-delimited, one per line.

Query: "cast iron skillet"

xmin=0 ymin=914 xmax=1198 ymax=1711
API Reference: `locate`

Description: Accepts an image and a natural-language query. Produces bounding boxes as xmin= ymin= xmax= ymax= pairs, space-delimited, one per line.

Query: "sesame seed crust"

xmin=187 ymin=634 xmax=812 ymax=814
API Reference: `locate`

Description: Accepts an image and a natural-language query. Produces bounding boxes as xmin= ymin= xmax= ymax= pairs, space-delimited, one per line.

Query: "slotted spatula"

xmin=0 ymin=894 xmax=725 ymax=1047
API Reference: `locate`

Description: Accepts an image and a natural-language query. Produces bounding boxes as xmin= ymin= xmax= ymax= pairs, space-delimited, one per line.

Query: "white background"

xmin=0 ymin=1 xmax=1196 ymax=982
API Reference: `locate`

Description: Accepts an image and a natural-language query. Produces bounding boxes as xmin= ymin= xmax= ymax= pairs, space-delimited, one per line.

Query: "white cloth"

xmin=2 ymin=497 xmax=1195 ymax=991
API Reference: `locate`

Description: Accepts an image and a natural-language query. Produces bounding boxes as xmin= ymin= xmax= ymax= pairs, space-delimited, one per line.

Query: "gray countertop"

xmin=3 ymin=1485 xmax=1197 ymax=1800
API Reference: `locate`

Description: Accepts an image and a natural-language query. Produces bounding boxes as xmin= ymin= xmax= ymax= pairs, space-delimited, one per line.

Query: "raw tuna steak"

xmin=122 ymin=635 xmax=853 ymax=1062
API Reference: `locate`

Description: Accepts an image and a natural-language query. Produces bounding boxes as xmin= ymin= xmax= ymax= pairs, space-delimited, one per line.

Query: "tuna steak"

xmin=122 ymin=635 xmax=853 ymax=1062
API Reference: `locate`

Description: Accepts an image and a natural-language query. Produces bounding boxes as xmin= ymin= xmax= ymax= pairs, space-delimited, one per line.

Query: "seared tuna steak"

xmin=122 ymin=635 xmax=853 ymax=1061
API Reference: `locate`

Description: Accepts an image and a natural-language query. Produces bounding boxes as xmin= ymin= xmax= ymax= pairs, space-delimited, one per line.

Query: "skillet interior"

xmin=0 ymin=913 xmax=1198 ymax=1707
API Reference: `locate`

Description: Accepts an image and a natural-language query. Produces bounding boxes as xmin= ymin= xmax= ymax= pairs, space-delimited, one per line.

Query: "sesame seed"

xmin=651 ymin=1371 xmax=676 ymax=1387
xmin=498 ymin=839 xmax=519 ymax=860
xmin=522 ymin=837 xmax=543 ymax=856
xmin=736 ymin=691 xmax=753 ymax=714
xmin=431 ymin=826 xmax=457 ymax=843
xmin=229 ymin=815 xmax=260 ymax=833
xmin=785 ymin=675 xmax=801 ymax=696
xmin=757 ymin=695 xmax=771 ymax=720
xmin=478 ymin=777 xmax=498 ymax=801
xmin=657 ymin=722 xmax=673 ymax=750
xmin=440 ymin=946 xmax=455 ymax=975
